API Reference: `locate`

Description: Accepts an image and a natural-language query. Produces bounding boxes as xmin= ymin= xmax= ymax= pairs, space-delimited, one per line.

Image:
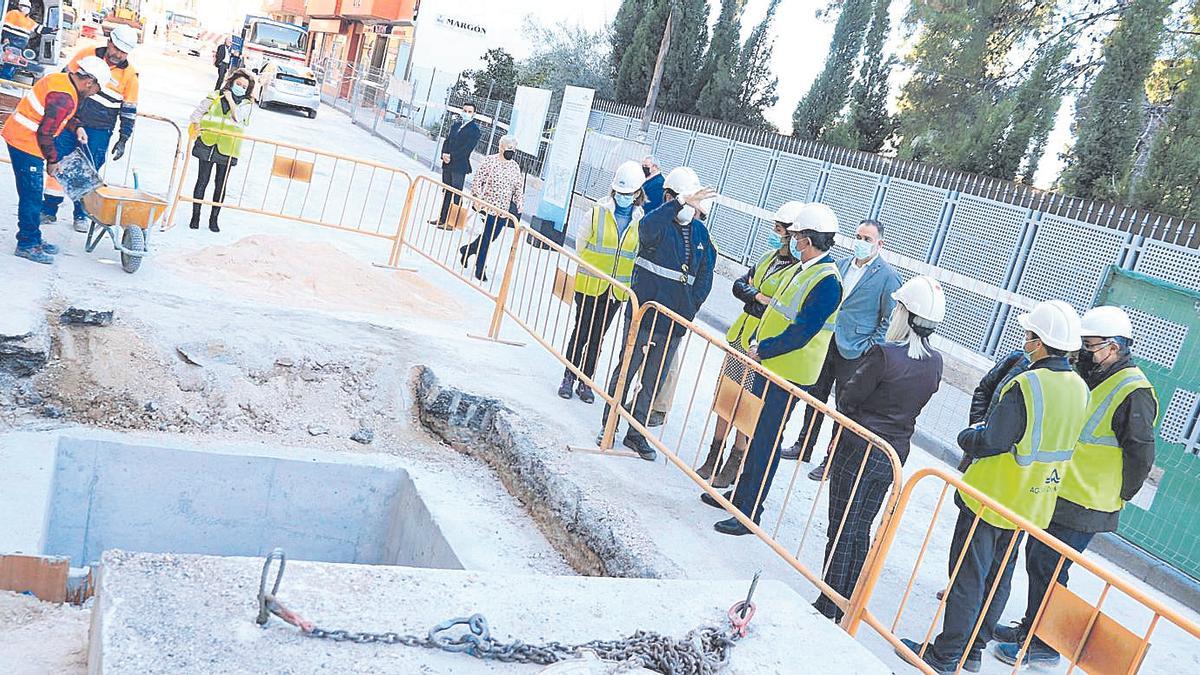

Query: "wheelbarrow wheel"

xmin=121 ymin=226 xmax=146 ymax=274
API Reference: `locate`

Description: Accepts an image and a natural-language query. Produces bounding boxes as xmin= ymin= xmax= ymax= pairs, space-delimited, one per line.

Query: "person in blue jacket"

xmin=600 ymin=167 xmax=717 ymax=460
xmin=640 ymin=155 xmax=665 ymax=212
xmin=430 ymin=102 xmax=481 ymax=227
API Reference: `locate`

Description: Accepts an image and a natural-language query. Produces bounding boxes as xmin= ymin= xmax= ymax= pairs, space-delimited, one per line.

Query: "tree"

xmin=610 ymin=0 xmax=641 ymax=83
xmin=694 ymin=0 xmax=745 ymax=118
xmin=792 ymin=0 xmax=875 ymax=140
xmin=1059 ymin=0 xmax=1173 ymax=200
xmin=987 ymin=41 xmax=1071 ymax=182
xmin=727 ymin=0 xmax=782 ymax=129
xmin=459 ymin=48 xmax=518 ymax=101
xmin=614 ymin=0 xmax=670 ymax=105
xmin=518 ymin=19 xmax=615 ymax=101
xmin=838 ymin=0 xmax=896 ymax=152
xmin=1134 ymin=27 xmax=1200 ymax=217
xmin=657 ymin=0 xmax=712 ymax=113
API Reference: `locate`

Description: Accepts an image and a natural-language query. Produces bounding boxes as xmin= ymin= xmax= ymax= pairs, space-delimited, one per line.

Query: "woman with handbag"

xmin=458 ymin=135 xmax=524 ymax=281
xmin=187 ymin=68 xmax=254 ymax=232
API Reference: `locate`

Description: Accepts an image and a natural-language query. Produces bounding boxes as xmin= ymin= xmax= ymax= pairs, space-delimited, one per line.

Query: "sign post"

xmin=533 ymin=86 xmax=595 ymax=243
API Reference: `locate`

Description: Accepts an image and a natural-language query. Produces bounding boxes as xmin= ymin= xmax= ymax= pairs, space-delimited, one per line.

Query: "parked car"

xmin=258 ymin=62 xmax=319 ymax=119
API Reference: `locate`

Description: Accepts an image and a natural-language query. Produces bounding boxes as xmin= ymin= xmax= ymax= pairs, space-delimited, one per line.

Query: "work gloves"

xmin=111 ymin=136 xmax=129 ymax=161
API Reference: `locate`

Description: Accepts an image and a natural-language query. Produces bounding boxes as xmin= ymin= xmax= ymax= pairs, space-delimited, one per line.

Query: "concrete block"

xmin=89 ymin=551 xmax=890 ymax=673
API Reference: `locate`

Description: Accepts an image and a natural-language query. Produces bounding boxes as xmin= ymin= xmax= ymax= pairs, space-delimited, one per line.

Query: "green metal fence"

xmin=1096 ymin=266 xmax=1200 ymax=580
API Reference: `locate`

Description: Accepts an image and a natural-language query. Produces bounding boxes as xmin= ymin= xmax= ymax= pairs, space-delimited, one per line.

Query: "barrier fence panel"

xmin=849 ymin=467 xmax=1200 ymax=674
xmin=98 ymin=112 xmax=185 ymax=200
xmin=167 ymin=129 xmax=412 ymax=239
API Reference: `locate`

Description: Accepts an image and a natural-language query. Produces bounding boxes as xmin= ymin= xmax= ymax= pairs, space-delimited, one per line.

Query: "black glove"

xmin=110 ymin=136 xmax=129 ymax=161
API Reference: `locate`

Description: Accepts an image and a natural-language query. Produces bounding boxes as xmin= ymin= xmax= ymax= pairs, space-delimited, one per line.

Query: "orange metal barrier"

xmin=167 ymin=128 xmax=412 ymax=239
xmin=848 ymin=466 xmax=1200 ymax=674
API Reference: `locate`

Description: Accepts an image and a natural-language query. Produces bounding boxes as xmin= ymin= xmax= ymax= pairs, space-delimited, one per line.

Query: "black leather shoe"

xmin=700 ymin=490 xmax=733 ymax=510
xmin=622 ymin=434 xmax=657 ymax=461
xmin=713 ymin=517 xmax=753 ymax=536
xmin=992 ymin=621 xmax=1027 ymax=644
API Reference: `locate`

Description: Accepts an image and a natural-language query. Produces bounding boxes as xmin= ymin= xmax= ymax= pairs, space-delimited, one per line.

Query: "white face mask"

xmin=676 ymin=205 xmax=696 ymax=224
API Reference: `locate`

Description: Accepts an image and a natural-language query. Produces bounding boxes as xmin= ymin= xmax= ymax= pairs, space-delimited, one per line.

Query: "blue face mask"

xmin=231 ymin=84 xmax=247 ymax=98
xmin=790 ymin=237 xmax=806 ymax=260
xmin=853 ymin=239 xmax=876 ymax=260
xmin=765 ymin=233 xmax=783 ymax=250
xmin=614 ymin=193 xmax=635 ymax=209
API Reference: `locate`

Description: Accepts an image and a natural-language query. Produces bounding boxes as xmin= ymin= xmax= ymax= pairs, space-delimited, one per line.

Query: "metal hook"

xmin=257 ymin=548 xmax=287 ymax=626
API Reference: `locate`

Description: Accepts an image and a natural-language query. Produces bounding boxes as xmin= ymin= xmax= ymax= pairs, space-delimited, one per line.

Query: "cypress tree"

xmin=792 ymin=0 xmax=875 ymax=139
xmin=658 ymin=0 xmax=712 ymax=113
xmin=1134 ymin=43 xmax=1200 ymax=218
xmin=987 ymin=41 xmax=1071 ymax=182
xmin=1059 ymin=0 xmax=1173 ymax=200
xmin=841 ymin=0 xmax=895 ymax=152
xmin=614 ymin=0 xmax=669 ymax=105
xmin=728 ymin=0 xmax=781 ymax=128
xmin=610 ymin=0 xmax=642 ymax=83
xmin=694 ymin=0 xmax=746 ymax=118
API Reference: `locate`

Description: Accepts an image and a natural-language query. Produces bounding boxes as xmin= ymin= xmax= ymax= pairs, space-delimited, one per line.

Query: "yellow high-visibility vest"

xmin=726 ymin=250 xmax=798 ymax=351
xmin=198 ymin=94 xmax=247 ymax=158
xmin=1059 ymin=366 xmax=1156 ymax=513
xmin=754 ymin=260 xmax=840 ymax=386
xmin=575 ymin=205 xmax=640 ymax=302
xmin=960 ymin=368 xmax=1089 ymax=529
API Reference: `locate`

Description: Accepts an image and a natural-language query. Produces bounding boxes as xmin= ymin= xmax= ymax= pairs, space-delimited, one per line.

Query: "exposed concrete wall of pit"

xmin=412 ymin=366 xmax=682 ymax=579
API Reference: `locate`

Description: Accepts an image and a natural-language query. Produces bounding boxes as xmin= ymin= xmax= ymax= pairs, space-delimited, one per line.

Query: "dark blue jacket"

xmin=631 ymin=199 xmax=716 ymax=322
xmin=74 ymin=47 xmax=137 ymax=138
xmin=755 ymin=253 xmax=842 ymax=361
xmin=642 ymin=173 xmax=665 ymax=212
xmin=441 ymin=119 xmax=481 ymax=174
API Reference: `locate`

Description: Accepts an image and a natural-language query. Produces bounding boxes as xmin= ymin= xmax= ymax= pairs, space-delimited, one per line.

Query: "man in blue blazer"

xmin=782 ymin=219 xmax=901 ymax=477
xmin=431 ymin=102 xmax=482 ymax=226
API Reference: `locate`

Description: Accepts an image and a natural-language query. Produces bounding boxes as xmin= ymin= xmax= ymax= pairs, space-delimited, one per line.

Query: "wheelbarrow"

xmin=81 ymin=185 xmax=169 ymax=274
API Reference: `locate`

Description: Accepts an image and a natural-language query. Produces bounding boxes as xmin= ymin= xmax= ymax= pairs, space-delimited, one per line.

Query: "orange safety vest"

xmin=68 ymin=47 xmax=139 ymax=112
xmin=1 ymin=72 xmax=79 ymax=158
xmin=2 ymin=9 xmax=38 ymax=41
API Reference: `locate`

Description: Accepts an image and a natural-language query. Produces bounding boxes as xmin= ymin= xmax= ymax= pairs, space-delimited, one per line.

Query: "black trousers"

xmin=602 ymin=305 xmax=685 ymax=443
xmin=931 ymin=506 xmax=1023 ymax=661
xmin=464 ymin=211 xmax=513 ymax=278
xmin=215 ymin=65 xmax=228 ymax=90
xmin=437 ymin=165 xmax=466 ymax=224
xmin=1018 ymin=521 xmax=1096 ymax=650
xmin=793 ymin=346 xmax=862 ymax=461
xmin=192 ymin=160 xmax=231 ymax=220
xmin=814 ymin=435 xmax=894 ymax=620
xmin=565 ymin=291 xmax=622 ymax=380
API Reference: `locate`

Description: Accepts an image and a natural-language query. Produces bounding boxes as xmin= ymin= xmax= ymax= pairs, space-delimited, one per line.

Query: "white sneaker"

xmin=73 ymin=217 xmax=90 ymax=233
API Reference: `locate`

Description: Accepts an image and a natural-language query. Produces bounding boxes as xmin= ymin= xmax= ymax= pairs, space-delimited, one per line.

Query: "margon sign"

xmin=435 ymin=15 xmax=487 ymax=36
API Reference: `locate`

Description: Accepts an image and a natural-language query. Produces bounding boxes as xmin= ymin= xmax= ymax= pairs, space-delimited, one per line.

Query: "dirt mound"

xmin=0 ymin=591 xmax=88 ymax=674
xmin=164 ymin=234 xmax=459 ymax=319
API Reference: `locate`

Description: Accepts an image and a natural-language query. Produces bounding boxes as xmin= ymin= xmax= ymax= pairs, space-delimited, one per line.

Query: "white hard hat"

xmin=17 ymin=0 xmax=31 ymax=10
xmin=893 ymin=275 xmax=946 ymax=323
xmin=786 ymin=203 xmax=839 ymax=234
xmin=773 ymin=201 xmax=806 ymax=225
xmin=664 ymin=166 xmax=701 ymax=196
xmin=1080 ymin=305 xmax=1133 ymax=339
xmin=74 ymin=56 xmax=113 ymax=86
xmin=1018 ymin=300 xmax=1082 ymax=351
xmin=109 ymin=25 xmax=139 ymax=54
xmin=611 ymin=160 xmax=644 ymax=194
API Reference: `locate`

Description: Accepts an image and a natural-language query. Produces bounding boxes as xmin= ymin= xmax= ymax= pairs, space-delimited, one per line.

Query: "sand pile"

xmin=0 ymin=591 xmax=89 ymax=674
xmin=164 ymin=234 xmax=460 ymax=319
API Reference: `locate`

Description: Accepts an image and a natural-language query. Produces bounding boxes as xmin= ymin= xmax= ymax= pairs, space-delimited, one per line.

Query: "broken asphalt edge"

xmin=411 ymin=365 xmax=683 ymax=580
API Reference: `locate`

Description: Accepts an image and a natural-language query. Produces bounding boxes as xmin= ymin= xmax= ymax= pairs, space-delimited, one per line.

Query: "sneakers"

xmin=898 ymin=639 xmax=981 ymax=673
xmin=38 ymin=242 xmax=60 ymax=255
xmin=779 ymin=443 xmax=802 ymax=461
xmin=646 ymin=410 xmax=666 ymax=427
xmin=621 ymin=434 xmax=657 ymax=461
xmin=14 ymin=246 xmax=54 ymax=264
xmin=40 ymin=213 xmax=56 ymax=225
xmin=73 ymin=216 xmax=90 ymax=233
xmin=992 ymin=621 xmax=1027 ymax=644
xmin=557 ymin=373 xmax=575 ymax=400
xmin=808 ymin=457 xmax=829 ymax=481
xmin=992 ymin=640 xmax=1060 ymax=667
xmin=575 ymin=380 xmax=595 ymax=404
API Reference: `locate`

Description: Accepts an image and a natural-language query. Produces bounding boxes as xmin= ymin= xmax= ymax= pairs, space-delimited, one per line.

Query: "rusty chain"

xmin=256 ymin=550 xmax=755 ymax=674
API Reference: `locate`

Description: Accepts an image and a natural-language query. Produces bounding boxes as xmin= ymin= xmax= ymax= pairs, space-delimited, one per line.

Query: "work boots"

xmin=696 ymin=441 xmax=724 ymax=482
xmin=189 ymin=204 xmax=202 ymax=229
xmin=575 ymin=379 xmax=594 ymax=404
xmin=712 ymin=445 xmax=745 ymax=489
xmin=557 ymin=372 xmax=575 ymax=400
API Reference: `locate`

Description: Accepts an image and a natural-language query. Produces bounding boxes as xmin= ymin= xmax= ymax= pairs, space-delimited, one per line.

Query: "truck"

xmin=100 ymin=0 xmax=142 ymax=41
xmin=237 ymin=15 xmax=307 ymax=74
xmin=1 ymin=0 xmax=63 ymax=84
xmin=164 ymin=10 xmax=201 ymax=57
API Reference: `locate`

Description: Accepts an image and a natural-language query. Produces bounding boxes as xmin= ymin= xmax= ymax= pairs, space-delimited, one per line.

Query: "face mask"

xmin=675 ymin=205 xmax=696 ymax=224
xmin=614 ymin=193 xmax=635 ymax=209
xmin=231 ymin=84 xmax=247 ymax=98
xmin=502 ymin=150 xmax=515 ymax=160
xmin=853 ymin=239 xmax=876 ymax=260
xmin=765 ymin=233 xmax=784 ymax=250
xmin=790 ymin=237 xmax=807 ymax=260
xmin=1022 ymin=338 xmax=1041 ymax=363
xmin=461 ymin=113 xmax=474 ymax=123
xmin=642 ymin=166 xmax=652 ymax=177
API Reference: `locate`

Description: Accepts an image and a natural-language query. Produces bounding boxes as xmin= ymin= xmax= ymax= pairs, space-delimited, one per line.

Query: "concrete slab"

xmin=90 ymin=551 xmax=890 ymax=674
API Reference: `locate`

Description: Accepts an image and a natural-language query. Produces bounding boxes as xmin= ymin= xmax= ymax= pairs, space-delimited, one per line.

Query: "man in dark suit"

xmin=213 ymin=36 xmax=236 ymax=91
xmin=781 ymin=218 xmax=901 ymax=476
xmin=430 ymin=102 xmax=482 ymax=227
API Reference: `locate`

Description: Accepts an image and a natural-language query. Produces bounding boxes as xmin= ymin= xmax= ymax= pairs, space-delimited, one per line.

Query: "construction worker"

xmin=43 ymin=25 xmax=141 ymax=232
xmin=2 ymin=56 xmax=110 ymax=264
xmin=599 ymin=167 xmax=716 ymax=460
xmin=702 ymin=203 xmax=843 ymax=536
xmin=559 ymin=160 xmax=645 ymax=403
xmin=1 ymin=0 xmax=40 ymax=81
xmin=993 ymin=305 xmax=1158 ymax=667
xmin=901 ymin=300 xmax=1088 ymax=674
xmin=695 ymin=203 xmax=801 ymax=489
